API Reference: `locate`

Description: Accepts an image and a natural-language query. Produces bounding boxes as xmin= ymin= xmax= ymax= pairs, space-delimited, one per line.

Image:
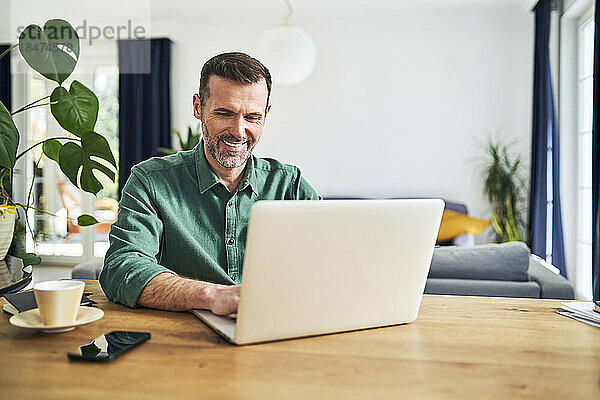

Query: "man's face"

xmin=193 ymin=75 xmax=270 ymax=169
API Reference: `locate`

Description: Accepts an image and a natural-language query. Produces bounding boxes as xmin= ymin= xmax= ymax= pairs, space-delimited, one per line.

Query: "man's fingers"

xmin=210 ymin=284 xmax=241 ymax=316
xmin=228 ymin=313 xmax=237 ymax=319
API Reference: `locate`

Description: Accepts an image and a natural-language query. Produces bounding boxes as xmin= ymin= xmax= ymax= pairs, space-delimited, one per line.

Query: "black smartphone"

xmin=67 ymin=331 xmax=151 ymax=362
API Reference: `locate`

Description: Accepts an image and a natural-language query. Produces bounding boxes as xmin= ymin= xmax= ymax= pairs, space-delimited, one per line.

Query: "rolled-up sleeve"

xmin=99 ymin=167 xmax=173 ymax=308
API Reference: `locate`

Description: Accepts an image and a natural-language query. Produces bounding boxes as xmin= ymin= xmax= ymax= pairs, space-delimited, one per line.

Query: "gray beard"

xmin=202 ymin=122 xmax=253 ymax=169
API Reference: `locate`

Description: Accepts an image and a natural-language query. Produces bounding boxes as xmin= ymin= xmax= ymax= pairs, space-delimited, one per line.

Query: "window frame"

xmin=574 ymin=13 xmax=595 ymax=300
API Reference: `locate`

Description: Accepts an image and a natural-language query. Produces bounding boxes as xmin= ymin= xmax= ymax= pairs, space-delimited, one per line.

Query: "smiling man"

xmin=99 ymin=52 xmax=319 ymax=316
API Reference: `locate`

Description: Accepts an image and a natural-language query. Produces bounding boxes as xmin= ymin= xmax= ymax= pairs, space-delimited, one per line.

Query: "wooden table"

xmin=1 ymin=281 xmax=599 ymax=399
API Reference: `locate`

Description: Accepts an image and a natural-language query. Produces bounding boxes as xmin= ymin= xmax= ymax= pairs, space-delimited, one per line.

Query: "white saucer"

xmin=9 ymin=307 xmax=104 ymax=333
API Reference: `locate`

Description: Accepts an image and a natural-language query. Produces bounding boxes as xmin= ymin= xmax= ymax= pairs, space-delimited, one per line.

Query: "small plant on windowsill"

xmin=0 ymin=19 xmax=117 ymax=267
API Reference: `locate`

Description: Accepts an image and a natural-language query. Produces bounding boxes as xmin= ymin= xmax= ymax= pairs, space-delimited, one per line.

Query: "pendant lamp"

xmin=257 ymin=0 xmax=316 ymax=86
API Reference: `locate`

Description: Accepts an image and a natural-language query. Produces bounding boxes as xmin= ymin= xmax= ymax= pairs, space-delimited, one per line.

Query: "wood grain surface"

xmin=0 ymin=280 xmax=598 ymax=400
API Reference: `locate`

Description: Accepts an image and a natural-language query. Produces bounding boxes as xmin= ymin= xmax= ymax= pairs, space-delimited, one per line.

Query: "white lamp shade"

xmin=257 ymin=25 xmax=316 ymax=86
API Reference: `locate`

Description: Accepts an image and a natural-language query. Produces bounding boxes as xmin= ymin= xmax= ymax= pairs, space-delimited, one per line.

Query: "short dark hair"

xmin=198 ymin=52 xmax=272 ymax=113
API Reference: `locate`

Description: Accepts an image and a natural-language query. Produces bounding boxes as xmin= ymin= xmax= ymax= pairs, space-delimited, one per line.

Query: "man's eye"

xmin=245 ymin=116 xmax=260 ymax=121
xmin=216 ymin=112 xmax=230 ymax=117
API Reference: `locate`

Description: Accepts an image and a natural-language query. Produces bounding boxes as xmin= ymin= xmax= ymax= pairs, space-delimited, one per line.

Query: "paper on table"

xmin=560 ymin=301 xmax=600 ymax=322
xmin=556 ymin=301 xmax=600 ymax=328
xmin=557 ymin=310 xmax=600 ymax=328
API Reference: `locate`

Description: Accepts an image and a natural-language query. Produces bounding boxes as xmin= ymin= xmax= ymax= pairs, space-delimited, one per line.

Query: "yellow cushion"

xmin=437 ymin=210 xmax=490 ymax=242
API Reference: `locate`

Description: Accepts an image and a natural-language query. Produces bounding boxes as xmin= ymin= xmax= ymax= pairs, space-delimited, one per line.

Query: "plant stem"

xmin=20 ymin=207 xmax=36 ymax=253
xmin=15 ymin=136 xmax=81 ymax=162
xmin=0 ymin=44 xmax=18 ymax=61
xmin=0 ymin=169 xmax=10 ymax=201
xmin=11 ymin=95 xmax=51 ymax=115
xmin=20 ymin=155 xmax=42 ymax=254
xmin=0 ymin=185 xmax=10 ymax=202
xmin=13 ymin=202 xmax=79 ymax=221
xmin=11 ymin=100 xmax=58 ymax=115
xmin=25 ymin=154 xmax=41 ymax=215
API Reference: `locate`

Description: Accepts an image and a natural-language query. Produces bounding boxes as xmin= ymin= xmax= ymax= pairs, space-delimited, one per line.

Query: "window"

xmin=25 ymin=76 xmax=83 ymax=258
xmin=15 ymin=43 xmax=119 ymax=264
xmin=92 ymin=65 xmax=120 ymax=258
xmin=575 ymin=15 xmax=594 ymax=300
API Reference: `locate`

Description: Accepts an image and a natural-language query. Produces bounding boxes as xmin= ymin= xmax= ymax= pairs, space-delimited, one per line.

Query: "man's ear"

xmin=193 ymin=94 xmax=203 ymax=120
xmin=264 ymin=104 xmax=271 ymax=120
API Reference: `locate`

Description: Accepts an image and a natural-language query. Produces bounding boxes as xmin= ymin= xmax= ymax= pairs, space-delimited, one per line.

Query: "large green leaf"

xmin=58 ymin=131 xmax=117 ymax=195
xmin=18 ymin=19 xmax=80 ymax=84
xmin=42 ymin=139 xmax=62 ymax=163
xmin=50 ymin=81 xmax=98 ymax=136
xmin=0 ymin=100 xmax=19 ymax=170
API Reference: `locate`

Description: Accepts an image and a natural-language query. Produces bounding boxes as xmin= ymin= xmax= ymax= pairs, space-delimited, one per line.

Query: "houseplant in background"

xmin=0 ymin=19 xmax=117 ymax=268
xmin=158 ymin=124 xmax=202 ymax=155
xmin=482 ymin=140 xmax=527 ymax=243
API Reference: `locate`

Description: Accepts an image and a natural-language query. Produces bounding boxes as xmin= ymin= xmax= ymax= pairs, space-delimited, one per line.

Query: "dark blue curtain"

xmin=592 ymin=0 xmax=599 ymax=307
xmin=118 ymin=38 xmax=172 ymax=195
xmin=0 ymin=44 xmax=11 ymax=111
xmin=529 ymin=0 xmax=567 ymax=276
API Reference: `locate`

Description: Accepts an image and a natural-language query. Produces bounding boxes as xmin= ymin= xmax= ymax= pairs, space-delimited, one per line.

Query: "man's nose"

xmin=230 ymin=115 xmax=245 ymax=140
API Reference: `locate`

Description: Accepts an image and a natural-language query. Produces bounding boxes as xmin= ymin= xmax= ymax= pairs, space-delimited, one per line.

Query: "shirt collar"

xmin=194 ymin=140 xmax=258 ymax=195
xmin=238 ymin=154 xmax=258 ymax=195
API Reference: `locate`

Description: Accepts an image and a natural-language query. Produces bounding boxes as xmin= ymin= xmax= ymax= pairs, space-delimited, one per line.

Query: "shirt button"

xmin=231 ymin=274 xmax=237 ymax=281
xmin=227 ymin=202 xmax=233 ymax=207
xmin=228 ymin=238 xmax=234 ymax=245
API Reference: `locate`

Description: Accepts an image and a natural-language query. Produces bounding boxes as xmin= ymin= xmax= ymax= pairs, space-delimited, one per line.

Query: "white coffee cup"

xmin=33 ymin=280 xmax=85 ymax=326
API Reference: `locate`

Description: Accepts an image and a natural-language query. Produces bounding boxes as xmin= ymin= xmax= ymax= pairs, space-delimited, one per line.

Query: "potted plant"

xmin=158 ymin=124 xmax=202 ymax=155
xmin=482 ymin=140 xmax=526 ymax=243
xmin=0 ymin=19 xmax=117 ymax=266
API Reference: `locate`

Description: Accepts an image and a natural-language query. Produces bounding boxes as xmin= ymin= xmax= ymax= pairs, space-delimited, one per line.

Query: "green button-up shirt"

xmin=99 ymin=144 xmax=320 ymax=308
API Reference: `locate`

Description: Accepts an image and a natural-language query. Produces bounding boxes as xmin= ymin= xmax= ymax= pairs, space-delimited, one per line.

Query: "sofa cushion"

xmin=425 ymin=278 xmax=541 ymax=298
xmin=429 ymin=242 xmax=531 ymax=282
xmin=437 ymin=210 xmax=490 ymax=241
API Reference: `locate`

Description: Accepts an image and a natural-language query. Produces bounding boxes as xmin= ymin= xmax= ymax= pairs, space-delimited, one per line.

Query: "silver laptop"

xmin=193 ymin=199 xmax=444 ymax=345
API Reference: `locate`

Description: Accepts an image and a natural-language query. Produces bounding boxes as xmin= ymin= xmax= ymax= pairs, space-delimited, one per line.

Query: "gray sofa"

xmin=72 ymin=258 xmax=104 ymax=280
xmin=73 ymin=242 xmax=574 ymax=300
xmin=424 ymin=242 xmax=574 ymax=299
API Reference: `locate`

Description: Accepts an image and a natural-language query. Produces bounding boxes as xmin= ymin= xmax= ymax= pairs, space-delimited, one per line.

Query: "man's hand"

xmin=206 ymin=284 xmax=240 ymax=317
xmin=137 ymin=272 xmax=240 ymax=316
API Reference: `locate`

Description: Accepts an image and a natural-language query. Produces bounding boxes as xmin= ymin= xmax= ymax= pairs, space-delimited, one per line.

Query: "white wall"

xmin=160 ymin=3 xmax=533 ymax=224
xmin=3 ymin=0 xmax=534 ymax=226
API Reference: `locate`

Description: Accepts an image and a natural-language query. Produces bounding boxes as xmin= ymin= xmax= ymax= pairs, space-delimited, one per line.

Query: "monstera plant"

xmin=0 ymin=19 xmax=117 ymax=265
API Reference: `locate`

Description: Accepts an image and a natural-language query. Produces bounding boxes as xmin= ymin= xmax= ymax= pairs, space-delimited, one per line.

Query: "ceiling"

xmin=7 ymin=0 xmax=530 ymax=22
xmin=2 ymin=0 xmax=531 ymax=43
